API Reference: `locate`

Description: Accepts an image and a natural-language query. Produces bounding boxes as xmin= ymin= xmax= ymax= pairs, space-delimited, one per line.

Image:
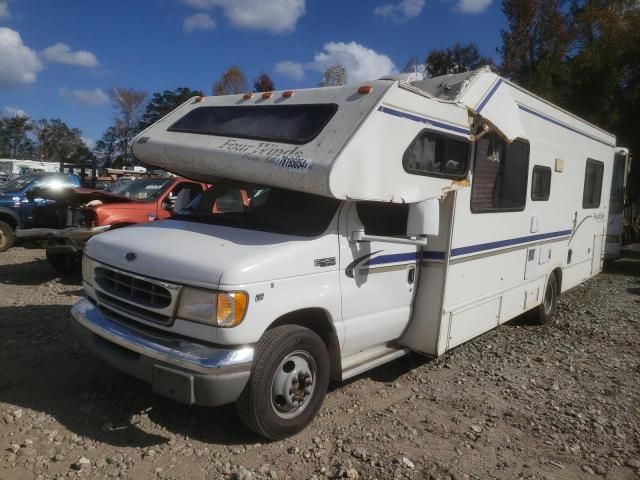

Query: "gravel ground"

xmin=0 ymin=246 xmax=639 ymax=480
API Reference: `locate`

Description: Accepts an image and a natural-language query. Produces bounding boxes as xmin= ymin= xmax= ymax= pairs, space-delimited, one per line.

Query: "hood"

xmin=84 ymin=219 xmax=337 ymax=289
xmin=26 ymin=186 xmax=139 ymax=204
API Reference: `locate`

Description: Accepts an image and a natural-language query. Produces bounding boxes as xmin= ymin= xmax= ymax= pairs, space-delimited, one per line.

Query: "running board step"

xmin=341 ymin=345 xmax=409 ymax=381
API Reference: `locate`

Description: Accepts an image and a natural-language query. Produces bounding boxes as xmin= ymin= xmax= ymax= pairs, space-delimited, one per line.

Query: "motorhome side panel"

xmin=436 ymin=85 xmax=614 ymax=353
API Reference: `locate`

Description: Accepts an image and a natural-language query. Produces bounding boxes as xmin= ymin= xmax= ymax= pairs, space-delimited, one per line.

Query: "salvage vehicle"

xmin=17 ymin=177 xmax=209 ymax=272
xmin=0 ymin=172 xmax=80 ymax=252
xmin=70 ymin=67 xmax=616 ymax=439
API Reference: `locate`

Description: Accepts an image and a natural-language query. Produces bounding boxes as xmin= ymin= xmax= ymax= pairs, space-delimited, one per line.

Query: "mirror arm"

xmin=350 ymin=230 xmax=428 ymax=247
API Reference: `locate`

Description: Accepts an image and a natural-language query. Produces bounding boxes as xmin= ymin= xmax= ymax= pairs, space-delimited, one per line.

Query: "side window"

xmin=403 ymin=130 xmax=469 ymax=179
xmin=214 ymin=190 xmax=245 ymax=213
xmin=582 ymin=159 xmax=604 ymax=209
xmin=166 ymin=182 xmax=203 ymax=209
xmin=356 ymin=202 xmax=408 ymax=236
xmin=470 ymin=134 xmax=529 ymax=213
xmin=531 ymin=166 xmax=552 ymax=201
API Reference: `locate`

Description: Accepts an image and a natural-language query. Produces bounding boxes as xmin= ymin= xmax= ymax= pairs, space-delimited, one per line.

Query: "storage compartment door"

xmin=447 ymin=297 xmax=501 ymax=350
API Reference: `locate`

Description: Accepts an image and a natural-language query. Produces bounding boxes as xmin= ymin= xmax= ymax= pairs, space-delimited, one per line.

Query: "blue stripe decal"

xmin=378 ymin=106 xmax=470 ymax=135
xmin=365 ymin=251 xmax=418 ymax=266
xmin=518 ymin=105 xmax=615 ymax=148
xmin=476 ymin=78 xmax=503 ymax=113
xmin=422 ymin=251 xmax=446 ymax=260
xmin=451 ymin=229 xmax=572 ymax=257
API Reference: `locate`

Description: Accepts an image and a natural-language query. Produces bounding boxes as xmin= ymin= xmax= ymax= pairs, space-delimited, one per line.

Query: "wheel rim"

xmin=544 ymin=280 xmax=555 ymax=315
xmin=270 ymin=350 xmax=317 ymax=419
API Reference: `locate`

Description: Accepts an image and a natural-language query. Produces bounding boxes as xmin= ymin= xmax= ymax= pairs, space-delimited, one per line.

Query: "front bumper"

xmin=17 ymin=225 xmax=111 ymax=242
xmin=70 ymin=298 xmax=253 ymax=406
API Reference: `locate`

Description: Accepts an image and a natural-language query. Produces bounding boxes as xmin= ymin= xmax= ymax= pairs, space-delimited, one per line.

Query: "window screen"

xmin=168 ymin=104 xmax=338 ymax=145
xmin=582 ymin=159 xmax=604 ymax=209
xmin=470 ymin=134 xmax=529 ymax=213
xmin=356 ymin=202 xmax=408 ymax=237
xmin=403 ymin=130 xmax=470 ymax=179
xmin=531 ymin=166 xmax=551 ymax=201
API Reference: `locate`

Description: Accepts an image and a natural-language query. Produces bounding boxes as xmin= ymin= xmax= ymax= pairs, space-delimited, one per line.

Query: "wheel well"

xmin=268 ymin=309 xmax=342 ymax=381
xmin=552 ymin=267 xmax=563 ymax=293
xmin=0 ymin=212 xmax=18 ymax=230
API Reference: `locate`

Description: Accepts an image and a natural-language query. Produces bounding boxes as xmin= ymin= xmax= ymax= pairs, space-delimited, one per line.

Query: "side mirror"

xmin=407 ymin=198 xmax=439 ymax=237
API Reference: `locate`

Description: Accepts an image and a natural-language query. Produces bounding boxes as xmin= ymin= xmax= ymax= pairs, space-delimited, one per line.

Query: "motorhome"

xmin=70 ymin=67 xmax=615 ymax=439
xmin=605 ymin=147 xmax=630 ymax=259
xmin=0 ymin=159 xmax=59 ymax=179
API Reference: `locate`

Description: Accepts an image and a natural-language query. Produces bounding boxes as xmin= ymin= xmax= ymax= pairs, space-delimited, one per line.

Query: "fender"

xmin=0 ymin=206 xmax=20 ymax=228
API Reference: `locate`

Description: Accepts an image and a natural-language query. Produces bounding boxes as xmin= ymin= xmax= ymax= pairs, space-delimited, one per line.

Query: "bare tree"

xmin=318 ymin=65 xmax=347 ymax=87
xmin=213 ymin=66 xmax=248 ymax=95
xmin=108 ymin=87 xmax=147 ymax=166
xmin=253 ymin=72 xmax=276 ymax=92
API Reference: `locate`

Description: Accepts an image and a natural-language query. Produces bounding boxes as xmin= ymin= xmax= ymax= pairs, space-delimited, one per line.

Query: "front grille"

xmin=96 ymin=291 xmax=171 ymax=324
xmin=95 ymin=267 xmax=172 ymax=309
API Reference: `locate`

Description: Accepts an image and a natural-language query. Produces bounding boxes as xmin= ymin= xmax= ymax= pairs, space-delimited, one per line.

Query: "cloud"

xmin=0 ymin=1 xmax=11 ymax=19
xmin=40 ymin=42 xmax=99 ymax=67
xmin=274 ymin=60 xmax=305 ymax=81
xmin=0 ymin=28 xmax=42 ymax=88
xmin=81 ymin=136 xmax=96 ymax=150
xmin=59 ymin=87 xmax=109 ymax=106
xmin=3 ymin=106 xmax=27 ymax=117
xmin=374 ymin=0 xmax=425 ymax=23
xmin=455 ymin=0 xmax=492 ymax=14
xmin=184 ymin=13 xmax=215 ymax=31
xmin=180 ymin=0 xmax=306 ymax=33
xmin=307 ymin=41 xmax=396 ymax=83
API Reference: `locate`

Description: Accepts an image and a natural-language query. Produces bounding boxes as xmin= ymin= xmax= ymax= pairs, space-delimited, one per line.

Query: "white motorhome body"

xmin=71 ymin=68 xmax=615 ymax=438
xmin=0 ymin=159 xmax=59 ymax=178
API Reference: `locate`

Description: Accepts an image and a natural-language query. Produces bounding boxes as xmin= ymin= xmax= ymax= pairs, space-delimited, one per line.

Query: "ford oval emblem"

xmin=125 ymin=252 xmax=137 ymax=262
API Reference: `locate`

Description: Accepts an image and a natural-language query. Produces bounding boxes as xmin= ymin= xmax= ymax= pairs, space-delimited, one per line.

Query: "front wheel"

xmin=533 ymin=273 xmax=558 ymax=324
xmin=0 ymin=221 xmax=15 ymax=252
xmin=236 ymin=325 xmax=330 ymax=440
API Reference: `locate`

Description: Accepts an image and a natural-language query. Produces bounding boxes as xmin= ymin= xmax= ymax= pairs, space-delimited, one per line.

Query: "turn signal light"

xmin=262 ymin=91 xmax=273 ymax=99
xmin=358 ymin=85 xmax=374 ymax=94
xmin=216 ymin=292 xmax=248 ymax=328
xmin=282 ymin=90 xmax=295 ymax=98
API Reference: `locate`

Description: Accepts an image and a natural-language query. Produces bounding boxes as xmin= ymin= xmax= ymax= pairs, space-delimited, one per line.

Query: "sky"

xmin=0 ymin=0 xmax=506 ymax=148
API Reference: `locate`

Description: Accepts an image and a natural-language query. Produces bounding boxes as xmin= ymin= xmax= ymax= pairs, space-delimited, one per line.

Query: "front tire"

xmin=533 ymin=273 xmax=558 ymax=324
xmin=0 ymin=221 xmax=15 ymax=252
xmin=236 ymin=325 xmax=330 ymax=440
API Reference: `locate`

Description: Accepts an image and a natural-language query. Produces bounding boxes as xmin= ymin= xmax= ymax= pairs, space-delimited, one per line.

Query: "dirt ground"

xmin=0 ymin=247 xmax=639 ymax=480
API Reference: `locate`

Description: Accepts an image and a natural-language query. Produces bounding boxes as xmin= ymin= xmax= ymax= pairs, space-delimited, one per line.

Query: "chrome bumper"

xmin=16 ymin=225 xmax=111 ymax=241
xmin=70 ymin=298 xmax=254 ymax=374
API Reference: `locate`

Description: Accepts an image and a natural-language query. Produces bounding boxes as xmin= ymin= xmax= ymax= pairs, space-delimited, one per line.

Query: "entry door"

xmin=591 ymin=233 xmax=605 ymax=274
xmin=339 ymin=201 xmax=418 ymax=355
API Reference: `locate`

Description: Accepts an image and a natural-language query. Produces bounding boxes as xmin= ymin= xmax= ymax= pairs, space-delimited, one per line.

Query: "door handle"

xmin=407 ymin=265 xmax=416 ymax=285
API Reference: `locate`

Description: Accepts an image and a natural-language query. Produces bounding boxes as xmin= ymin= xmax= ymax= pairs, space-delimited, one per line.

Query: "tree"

xmin=0 ymin=114 xmax=34 ymax=159
xmin=499 ymin=0 xmax=572 ymax=102
xmin=94 ymin=126 xmax=119 ymax=167
xmin=213 ymin=66 xmax=248 ymax=95
xmin=32 ymin=119 xmax=91 ymax=164
xmin=425 ymin=43 xmax=494 ymax=78
xmin=139 ymin=87 xmax=204 ymax=131
xmin=253 ymin=73 xmax=275 ymax=92
xmin=108 ymin=87 xmax=148 ymax=166
xmin=402 ymin=56 xmax=422 ymax=74
xmin=318 ymin=65 xmax=347 ymax=87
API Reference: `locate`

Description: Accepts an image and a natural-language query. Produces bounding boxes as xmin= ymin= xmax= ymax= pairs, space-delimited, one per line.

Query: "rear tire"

xmin=46 ymin=249 xmax=81 ymax=274
xmin=236 ymin=325 xmax=330 ymax=440
xmin=533 ymin=273 xmax=558 ymax=325
xmin=0 ymin=221 xmax=15 ymax=252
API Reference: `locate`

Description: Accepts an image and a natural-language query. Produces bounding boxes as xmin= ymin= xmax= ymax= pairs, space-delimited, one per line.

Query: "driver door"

xmin=339 ymin=201 xmax=419 ymax=355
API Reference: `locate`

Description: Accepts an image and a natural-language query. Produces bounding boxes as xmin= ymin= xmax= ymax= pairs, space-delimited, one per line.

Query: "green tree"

xmin=139 ymin=87 xmax=204 ymax=131
xmin=499 ymin=0 xmax=572 ymax=102
xmin=213 ymin=66 xmax=248 ymax=95
xmin=425 ymin=43 xmax=494 ymax=78
xmin=253 ymin=73 xmax=275 ymax=92
xmin=318 ymin=65 xmax=347 ymax=87
xmin=93 ymin=126 xmax=119 ymax=167
xmin=0 ymin=114 xmax=34 ymax=159
xmin=33 ymin=119 xmax=91 ymax=164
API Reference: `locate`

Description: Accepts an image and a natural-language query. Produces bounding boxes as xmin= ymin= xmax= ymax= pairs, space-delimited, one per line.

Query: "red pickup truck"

xmin=17 ymin=176 xmax=239 ymax=272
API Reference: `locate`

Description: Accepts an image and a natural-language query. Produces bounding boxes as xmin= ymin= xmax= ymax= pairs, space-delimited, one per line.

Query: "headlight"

xmin=82 ymin=256 xmax=94 ymax=286
xmin=177 ymin=287 xmax=248 ymax=328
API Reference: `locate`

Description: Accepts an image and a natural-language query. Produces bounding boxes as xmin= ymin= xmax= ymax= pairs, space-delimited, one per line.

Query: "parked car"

xmin=0 ymin=172 xmax=80 ymax=252
xmin=17 ymin=176 xmax=212 ymax=272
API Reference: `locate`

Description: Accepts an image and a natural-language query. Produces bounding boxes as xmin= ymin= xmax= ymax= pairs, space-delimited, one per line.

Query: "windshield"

xmin=0 ymin=174 xmax=39 ymax=192
xmin=174 ymin=181 xmax=340 ymax=237
xmin=109 ymin=178 xmax=172 ymax=201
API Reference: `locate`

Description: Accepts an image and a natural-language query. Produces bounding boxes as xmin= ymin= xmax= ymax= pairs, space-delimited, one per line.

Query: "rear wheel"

xmin=46 ymin=249 xmax=82 ymax=275
xmin=236 ymin=325 xmax=330 ymax=440
xmin=0 ymin=221 xmax=15 ymax=252
xmin=533 ymin=273 xmax=558 ymax=324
